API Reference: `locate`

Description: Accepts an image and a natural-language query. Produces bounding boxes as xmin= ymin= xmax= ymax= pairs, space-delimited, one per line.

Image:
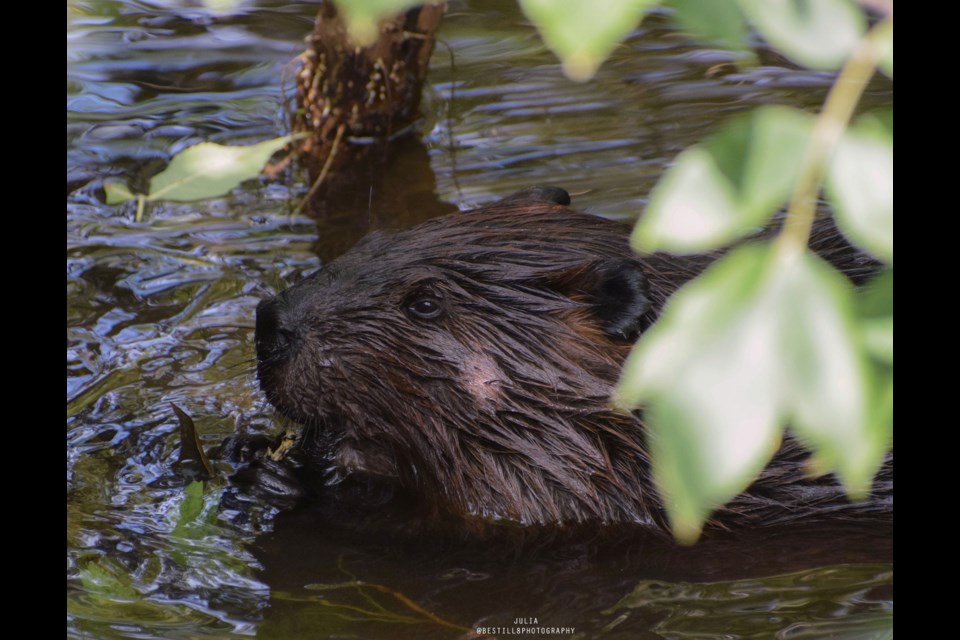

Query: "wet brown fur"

xmin=256 ymin=191 xmax=892 ymax=531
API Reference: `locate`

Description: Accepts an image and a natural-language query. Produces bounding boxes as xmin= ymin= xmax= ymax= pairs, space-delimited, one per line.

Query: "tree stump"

xmin=293 ymin=3 xmax=447 ymax=190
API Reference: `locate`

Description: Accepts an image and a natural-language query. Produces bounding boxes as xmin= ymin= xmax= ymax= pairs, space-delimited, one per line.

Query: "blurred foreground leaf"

xmin=736 ymin=0 xmax=865 ymax=70
xmin=858 ymin=269 xmax=893 ymax=365
xmin=519 ymin=0 xmax=658 ymax=81
xmin=877 ymin=20 xmax=893 ymax=78
xmin=666 ymin=0 xmax=751 ymax=54
xmin=775 ymin=250 xmax=881 ymax=499
xmin=335 ymin=0 xmax=435 ymax=45
xmin=615 ymin=243 xmax=886 ymax=541
xmin=633 ymin=107 xmax=814 ymax=253
xmin=857 ymin=269 xmax=893 ymax=456
xmin=826 ymin=112 xmax=893 ymax=263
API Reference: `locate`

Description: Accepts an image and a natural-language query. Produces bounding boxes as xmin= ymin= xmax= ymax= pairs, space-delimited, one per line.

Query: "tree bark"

xmin=293 ymin=3 xmax=447 ymax=187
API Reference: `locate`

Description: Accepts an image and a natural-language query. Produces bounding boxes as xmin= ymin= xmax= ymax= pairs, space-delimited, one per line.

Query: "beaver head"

xmin=254 ymin=188 xmax=699 ymax=526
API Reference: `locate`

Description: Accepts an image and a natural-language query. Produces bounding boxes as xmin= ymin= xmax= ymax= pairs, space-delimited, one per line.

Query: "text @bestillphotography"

xmin=476 ymin=618 xmax=576 ymax=636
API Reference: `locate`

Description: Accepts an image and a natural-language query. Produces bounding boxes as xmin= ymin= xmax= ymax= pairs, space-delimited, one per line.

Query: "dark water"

xmin=67 ymin=1 xmax=893 ymax=638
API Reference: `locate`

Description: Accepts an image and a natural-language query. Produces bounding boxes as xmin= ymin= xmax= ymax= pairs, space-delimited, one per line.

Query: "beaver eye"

xmin=407 ymin=296 xmax=443 ymax=320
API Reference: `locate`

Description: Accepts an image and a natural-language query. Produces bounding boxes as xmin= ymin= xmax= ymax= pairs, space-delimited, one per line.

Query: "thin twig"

xmin=306 ymin=575 xmax=472 ymax=633
xmin=361 ymin=582 xmax=472 ymax=632
xmin=293 ymin=123 xmax=347 ymax=217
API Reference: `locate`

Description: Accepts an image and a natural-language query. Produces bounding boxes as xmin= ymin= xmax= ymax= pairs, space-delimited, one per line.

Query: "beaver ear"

xmin=588 ymin=259 xmax=652 ymax=339
xmin=496 ymin=185 xmax=571 ymax=206
xmin=545 ymin=259 xmax=652 ymax=340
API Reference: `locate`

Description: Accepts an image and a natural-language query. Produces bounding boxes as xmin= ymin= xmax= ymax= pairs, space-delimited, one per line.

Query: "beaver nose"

xmin=255 ymin=296 xmax=300 ymax=362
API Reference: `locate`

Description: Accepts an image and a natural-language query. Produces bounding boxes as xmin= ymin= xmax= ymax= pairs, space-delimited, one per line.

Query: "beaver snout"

xmin=255 ymin=296 xmax=300 ymax=364
xmin=255 ymin=288 xmax=334 ymax=425
xmin=254 ymin=295 xmax=302 ymax=418
xmin=255 ymin=287 xmax=331 ymax=418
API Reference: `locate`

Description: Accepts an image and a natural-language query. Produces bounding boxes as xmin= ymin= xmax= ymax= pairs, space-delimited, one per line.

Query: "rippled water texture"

xmin=67 ymin=1 xmax=893 ymax=638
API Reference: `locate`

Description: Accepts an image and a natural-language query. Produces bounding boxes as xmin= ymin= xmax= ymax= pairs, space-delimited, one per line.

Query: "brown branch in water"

xmin=294 ymin=123 xmax=346 ymax=217
xmin=303 ymin=577 xmax=473 ymax=633
xmin=360 ymin=582 xmax=472 ymax=632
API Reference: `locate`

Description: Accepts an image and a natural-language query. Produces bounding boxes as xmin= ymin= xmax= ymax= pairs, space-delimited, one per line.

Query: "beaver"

xmin=254 ymin=187 xmax=892 ymax=531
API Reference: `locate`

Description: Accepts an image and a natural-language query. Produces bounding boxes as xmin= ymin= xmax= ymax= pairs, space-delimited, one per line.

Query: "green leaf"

xmin=335 ymin=0 xmax=433 ymax=45
xmin=857 ymin=269 xmax=893 ymax=455
xmin=877 ymin=20 xmax=892 ymax=78
xmin=615 ymin=242 xmax=886 ymax=539
xmin=777 ymin=252 xmax=880 ymax=498
xmin=857 ymin=268 xmax=893 ymax=364
xmin=104 ymin=180 xmax=136 ymax=204
xmin=736 ymin=0 xmax=866 ymax=71
xmin=865 ymin=359 xmax=893 ymax=461
xmin=173 ymin=480 xmax=212 ymax=538
xmin=179 ymin=481 xmax=207 ymax=525
xmin=519 ymin=0 xmax=659 ymax=81
xmin=861 ymin=315 xmax=893 ymax=365
xmin=826 ymin=112 xmax=893 ymax=263
xmin=633 ymin=106 xmax=814 ymax=253
xmin=615 ymin=243 xmax=783 ymax=541
xmin=146 ymin=135 xmax=299 ymax=202
xmin=666 ymin=0 xmax=751 ymax=53
xmin=78 ymin=558 xmax=139 ymax=600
